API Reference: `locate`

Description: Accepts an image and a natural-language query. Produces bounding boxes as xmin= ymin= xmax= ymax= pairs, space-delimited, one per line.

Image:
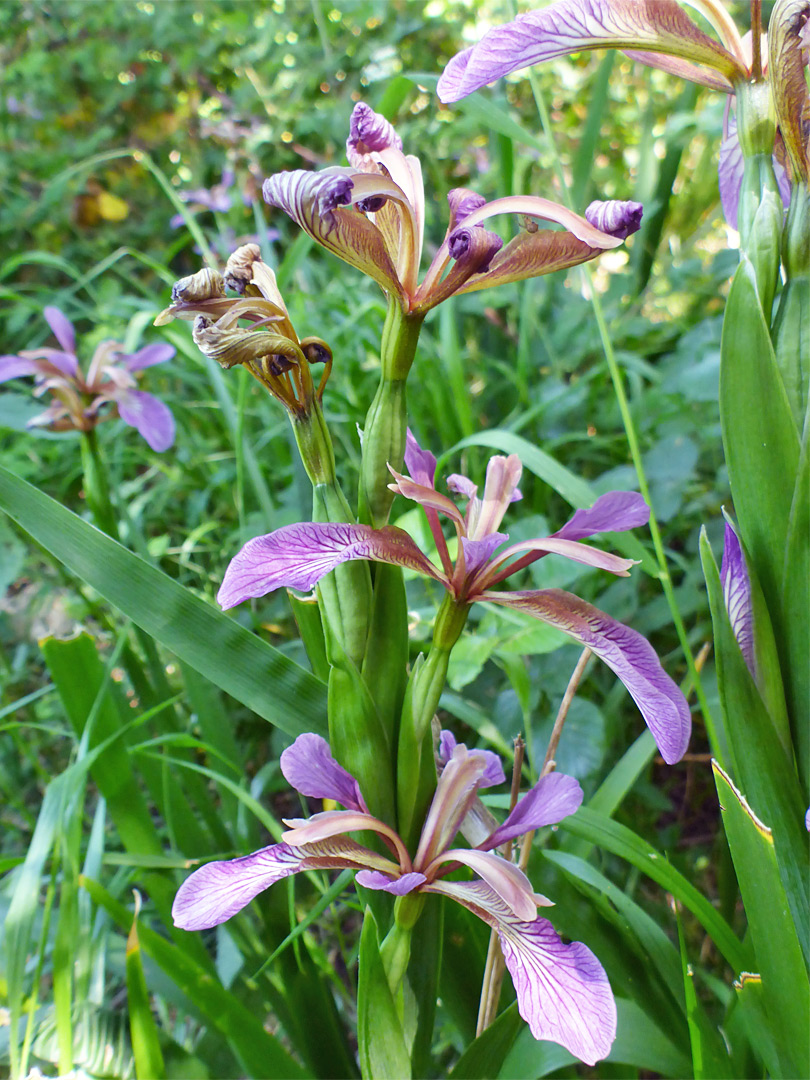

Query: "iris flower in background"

xmin=0 ymin=307 xmax=175 ymax=451
xmin=262 ymin=102 xmax=642 ymax=314
xmin=436 ymin=0 xmax=794 ymax=228
xmin=173 ymin=729 xmax=617 ymax=1065
xmin=169 ymin=167 xmax=235 ymax=228
xmin=219 ymin=432 xmax=691 ymax=764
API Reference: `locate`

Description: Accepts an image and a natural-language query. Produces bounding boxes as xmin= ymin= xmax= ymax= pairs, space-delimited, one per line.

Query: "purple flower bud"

xmin=346 ymin=102 xmax=403 ymax=166
xmin=585 ymin=199 xmax=644 ymax=239
xmin=447 ymin=187 xmax=487 ymax=229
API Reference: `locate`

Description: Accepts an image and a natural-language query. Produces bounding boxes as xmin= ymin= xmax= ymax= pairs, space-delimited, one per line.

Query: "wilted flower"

xmin=173 ymin=729 xmax=617 ymax=1065
xmin=218 ymin=432 xmax=691 ymax=763
xmin=0 ymin=307 xmax=175 ymax=451
xmin=156 ymin=244 xmax=333 ymax=416
xmin=437 ymin=0 xmax=795 ymax=228
xmin=262 ymin=102 xmax=641 ymax=315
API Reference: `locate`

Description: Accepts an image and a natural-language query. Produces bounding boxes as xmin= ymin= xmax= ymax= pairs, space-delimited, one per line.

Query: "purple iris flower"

xmin=173 ymin=730 xmax=617 ymax=1064
xmin=170 ymin=168 xmax=236 ymax=229
xmin=262 ymin=102 xmax=640 ymax=315
xmin=0 ymin=307 xmax=175 ymax=451
xmin=436 ymin=0 xmax=794 ymax=227
xmin=218 ymin=432 xmax=691 ymax=763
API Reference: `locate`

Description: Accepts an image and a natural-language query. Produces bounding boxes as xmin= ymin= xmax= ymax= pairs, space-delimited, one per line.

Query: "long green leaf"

xmin=714 ymin=762 xmax=809 ymax=1077
xmin=357 ymin=907 xmax=411 ymax=1080
xmin=557 ymin=807 xmax=745 ymax=971
xmin=0 ymin=466 xmax=327 ymax=738
xmin=448 ymin=1002 xmax=523 ymax=1079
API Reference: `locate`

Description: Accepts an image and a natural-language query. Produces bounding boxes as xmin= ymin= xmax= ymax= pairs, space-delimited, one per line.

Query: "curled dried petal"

xmin=172 ymin=267 xmax=226 ymax=304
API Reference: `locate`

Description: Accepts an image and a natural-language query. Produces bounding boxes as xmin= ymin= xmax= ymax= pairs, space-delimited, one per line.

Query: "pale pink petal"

xmin=282 ymin=810 xmax=409 ymax=868
xmin=470 ymin=454 xmax=523 ymax=538
xmin=436 ymin=848 xmax=538 ymax=921
xmin=217 ymin=521 xmax=442 ymax=610
xmin=388 ymin=467 xmax=467 ymax=531
xmin=280 ymin=733 xmax=366 ymax=812
xmin=483 ymin=772 xmax=583 ymax=850
xmin=483 ymin=588 xmax=691 ymax=764
xmin=480 ymin=536 xmax=637 ymax=586
xmin=115 ymin=389 xmax=175 ymax=452
xmin=414 ymin=747 xmax=491 ymax=867
xmin=43 ymin=306 xmax=76 ymax=356
xmin=425 ymin=880 xmax=616 ymax=1065
xmin=446 ymin=473 xmax=478 ymax=500
xmin=355 ymin=870 xmax=426 ymax=894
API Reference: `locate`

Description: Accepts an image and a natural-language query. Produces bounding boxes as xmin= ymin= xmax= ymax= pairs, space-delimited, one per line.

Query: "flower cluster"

xmin=0 ymin=307 xmax=175 ymax=451
xmin=173 ymin=729 xmax=617 ymax=1065
xmin=262 ymin=102 xmax=642 ymax=314
xmin=218 ymin=432 xmax=691 ymax=764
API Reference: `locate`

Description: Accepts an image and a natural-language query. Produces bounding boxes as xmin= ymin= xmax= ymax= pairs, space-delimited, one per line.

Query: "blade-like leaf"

xmin=126 ymin=912 xmax=166 ymax=1080
xmin=714 ymin=762 xmax=810 ymax=1077
xmin=448 ymin=1002 xmax=523 ymax=1079
xmin=357 ymin=907 xmax=411 ymax=1079
xmin=0 ymin=466 xmax=327 ymax=737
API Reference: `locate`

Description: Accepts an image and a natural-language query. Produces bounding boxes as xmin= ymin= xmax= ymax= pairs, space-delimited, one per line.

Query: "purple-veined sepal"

xmin=720 ymin=518 xmax=755 ymax=677
xmin=280 ymin=733 xmax=368 ymax=812
xmin=482 ymin=771 xmax=584 ymax=849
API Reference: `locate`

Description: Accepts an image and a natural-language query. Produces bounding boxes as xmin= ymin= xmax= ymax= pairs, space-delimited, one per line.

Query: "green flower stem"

xmin=380 ymin=893 xmax=426 ymax=996
xmin=80 ymin=429 xmax=120 ymax=540
xmin=358 ymin=301 xmax=424 ymax=529
xmin=398 ymin=596 xmax=469 ymax=848
xmin=291 ymin=404 xmax=372 ymax=669
xmin=522 ymin=61 xmax=715 ymax=746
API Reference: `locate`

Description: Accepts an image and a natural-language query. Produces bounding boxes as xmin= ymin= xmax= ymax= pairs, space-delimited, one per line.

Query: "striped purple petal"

xmin=0 ymin=355 xmax=40 ymax=383
xmin=121 ymin=343 xmax=176 ymax=371
xmin=483 ymin=771 xmax=583 ymax=850
xmin=44 ymin=306 xmax=76 ymax=357
xmin=720 ymin=519 xmax=755 ymax=677
xmin=584 ymin=199 xmax=643 ymax=239
xmin=115 ymin=389 xmax=175 ymax=452
xmin=280 ymin=733 xmax=366 ymax=812
xmin=554 ymin=491 xmax=649 ymax=541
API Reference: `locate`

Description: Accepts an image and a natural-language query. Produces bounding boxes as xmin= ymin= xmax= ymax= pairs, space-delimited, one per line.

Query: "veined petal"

xmin=44 ymin=306 xmax=77 ymax=358
xmin=263 ymin=168 xmax=406 ymax=301
xmin=461 ymin=533 xmax=509 ymax=579
xmin=282 ymin=810 xmax=410 ymax=868
xmin=404 ymin=428 xmax=437 ymax=487
xmin=280 ymin=733 xmax=366 ymax=812
xmin=554 ymin=491 xmax=650 ymax=541
xmin=115 ymin=389 xmax=175 ymax=452
xmin=355 ymin=869 xmax=427 ymax=894
xmin=121 ymin=343 xmax=176 ymax=371
xmin=217 ymin=521 xmax=443 ymax=609
xmin=435 ymin=848 xmax=539 ymax=921
xmin=483 ymin=772 xmax=583 ymax=849
xmin=768 ymin=0 xmax=810 ymax=184
xmin=453 ymin=195 xmax=621 ymax=247
xmin=424 ymin=880 xmax=616 ymax=1065
xmin=435 ymin=0 xmax=746 ymax=103
xmin=446 ymin=473 xmax=478 ymax=500
xmin=478 ymin=536 xmax=637 ymax=589
xmin=483 ymin=589 xmax=691 ymax=764
xmin=0 ymin=355 xmax=40 ymax=383
xmin=720 ymin=519 xmax=755 ymax=677
xmin=622 ymin=49 xmax=734 ymax=91
xmin=438 ymin=730 xmax=506 ymax=788
xmin=454 ymin=229 xmax=616 ymax=295
xmin=172 ymin=843 xmax=306 ymax=930
xmin=584 ymin=199 xmax=643 ymax=239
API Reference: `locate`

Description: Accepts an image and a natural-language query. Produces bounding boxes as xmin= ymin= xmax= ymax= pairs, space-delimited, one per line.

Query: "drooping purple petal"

xmin=280 ymin=733 xmax=366 ymax=812
xmin=438 ymin=730 xmax=506 ymax=788
xmin=720 ymin=520 xmax=755 ymax=677
xmin=217 ymin=521 xmax=442 ymax=610
xmin=43 ymin=306 xmax=76 ymax=357
xmin=435 ymin=0 xmax=746 ymax=104
xmin=483 ymin=588 xmax=691 ymax=764
xmin=355 ymin=869 xmax=426 ymax=894
xmin=554 ymin=491 xmax=649 ymax=541
xmin=447 ymin=187 xmax=487 ymax=231
xmin=437 ymin=848 xmax=538 ymax=921
xmin=0 ymin=355 xmax=40 ymax=383
xmin=173 ymin=843 xmax=305 ymax=930
xmin=115 ymin=389 xmax=175 ymax=452
xmin=483 ymin=772 xmax=583 ymax=850
xmin=121 ymin=343 xmax=176 ymax=372
xmin=18 ymin=347 xmax=80 ymax=379
xmin=585 ymin=199 xmax=643 ymax=239
xmin=425 ymin=879 xmax=616 ymax=1065
xmin=404 ymin=428 xmax=437 ymax=487
xmin=346 ymin=102 xmax=403 ymax=166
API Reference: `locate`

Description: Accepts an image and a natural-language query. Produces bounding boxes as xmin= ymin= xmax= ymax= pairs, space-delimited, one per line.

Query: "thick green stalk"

xmin=80 ymin=430 xmax=120 ymax=540
xmin=398 ymin=596 xmax=469 ymax=848
xmin=291 ymin=403 xmax=372 ymax=668
xmin=523 ymin=65 xmax=716 ymax=744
